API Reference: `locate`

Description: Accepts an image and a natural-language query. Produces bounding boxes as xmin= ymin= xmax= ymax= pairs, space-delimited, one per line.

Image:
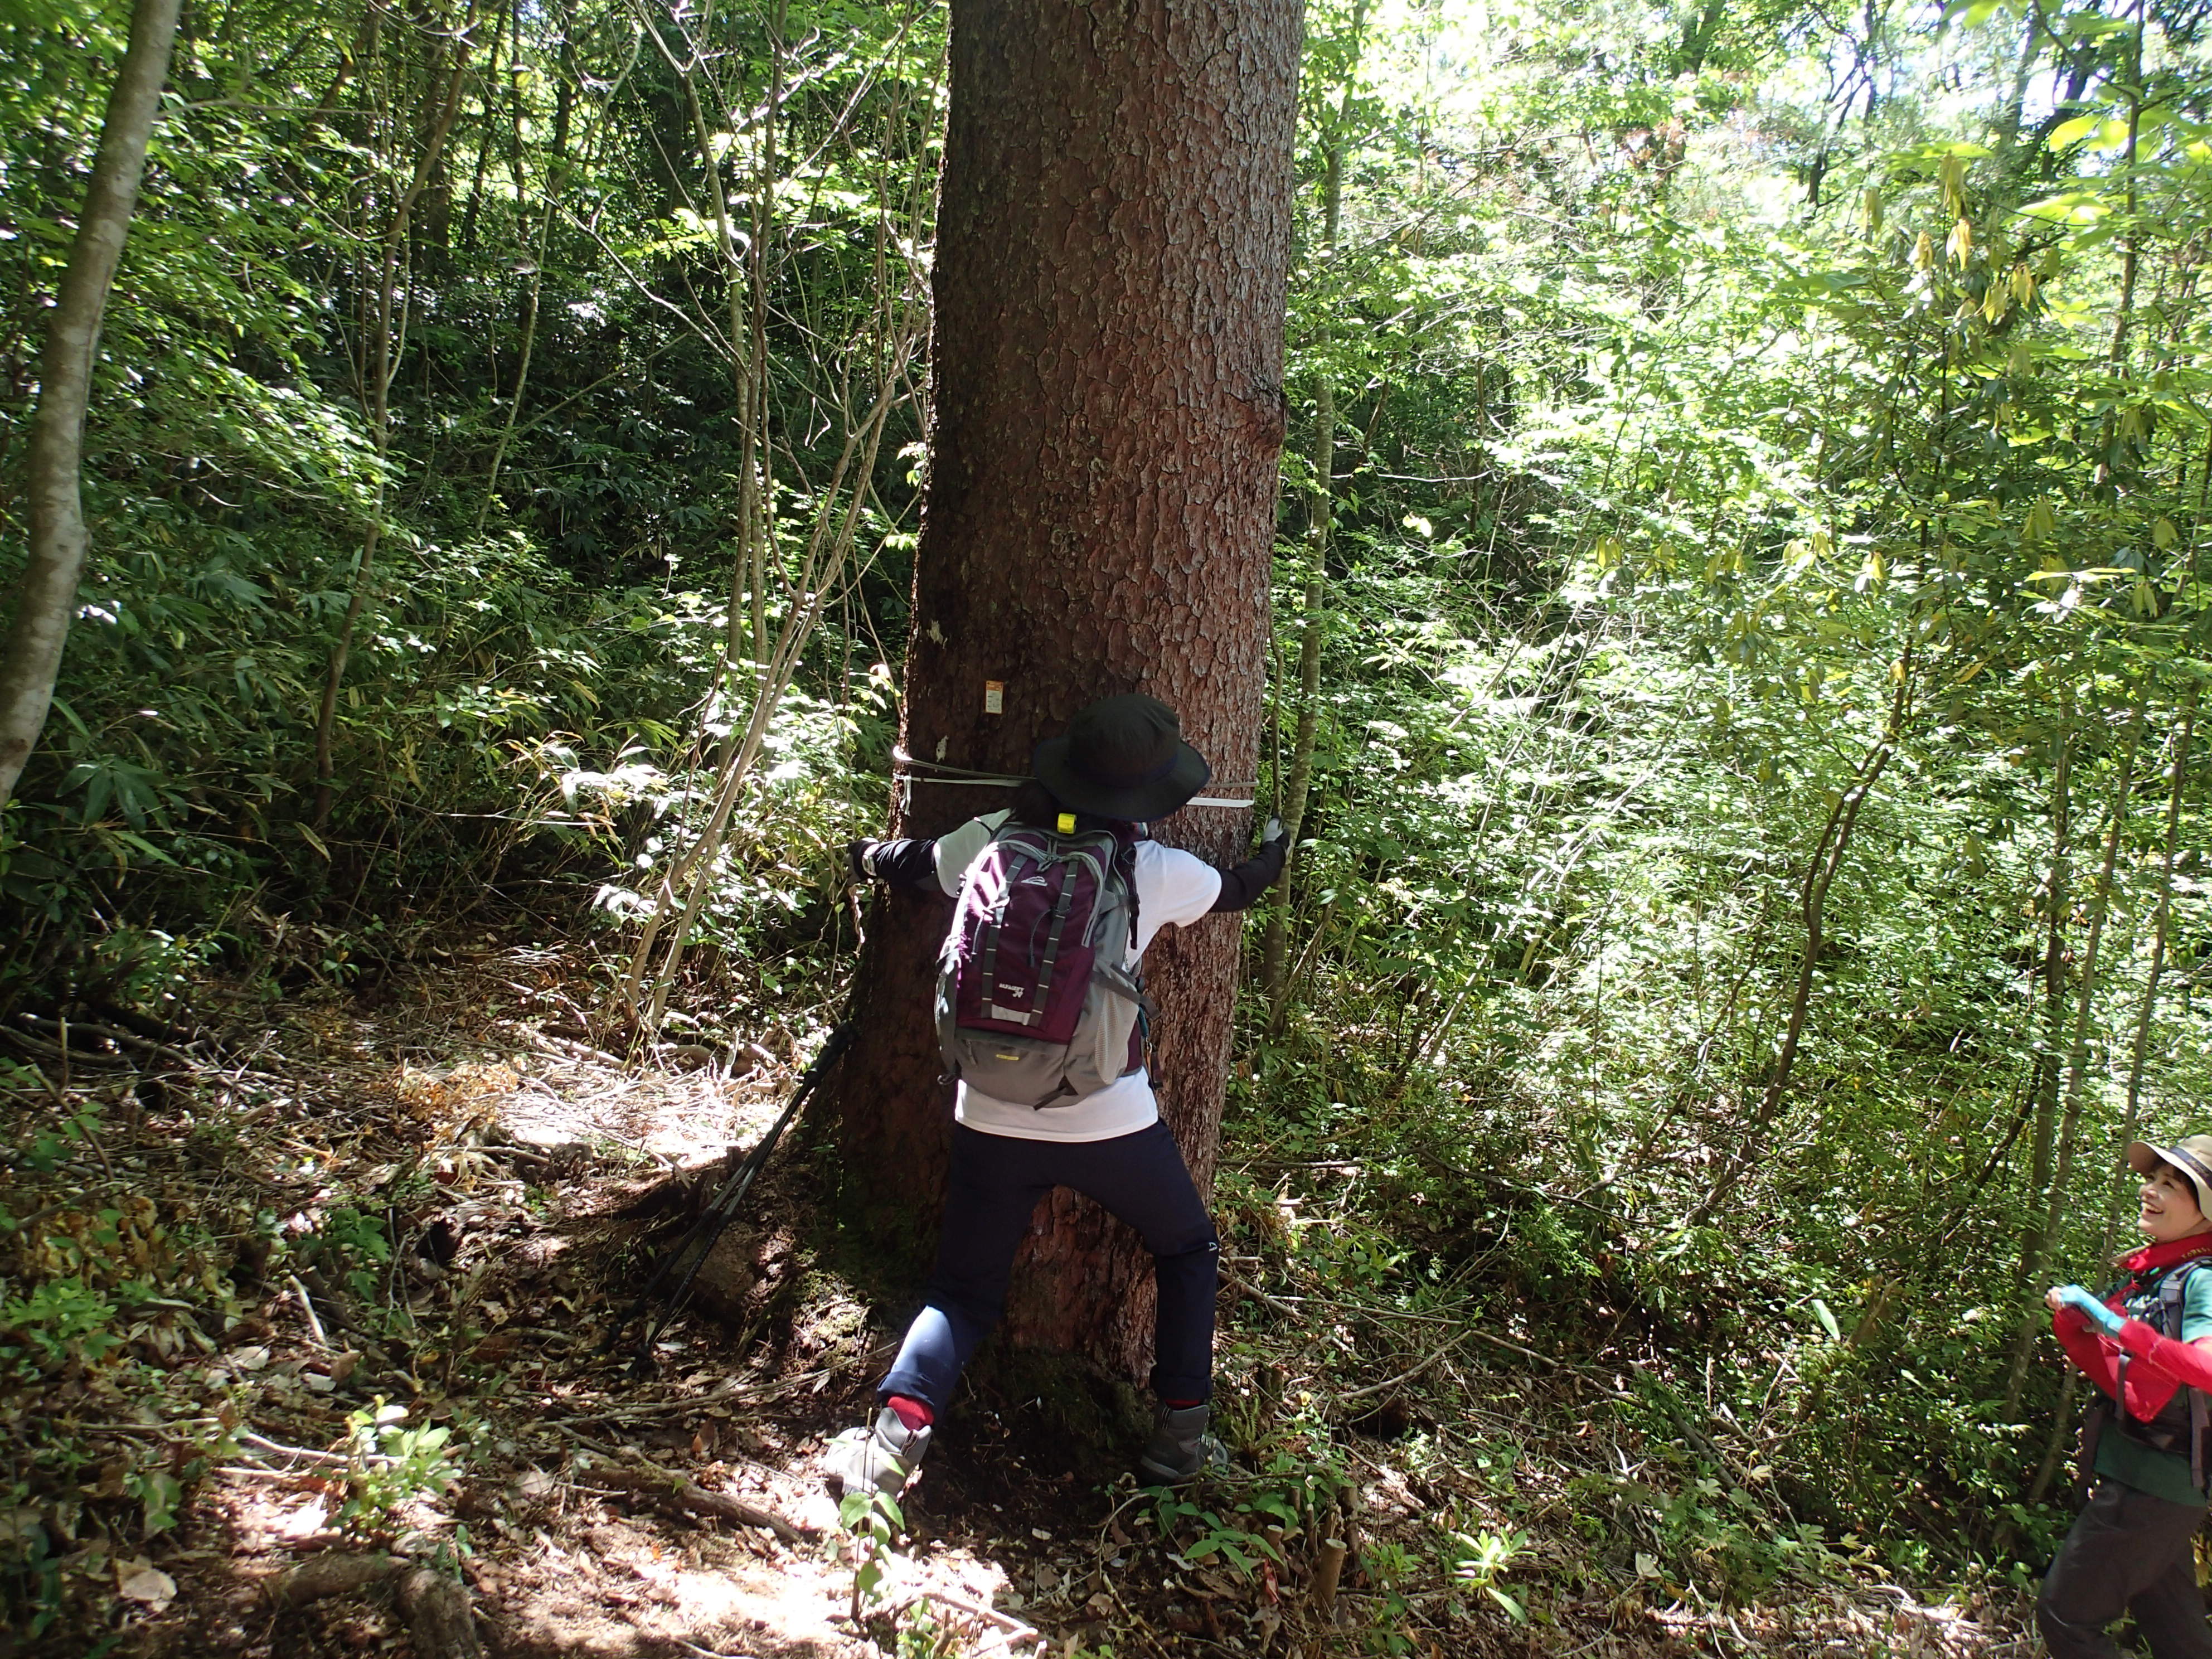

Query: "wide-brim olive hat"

xmin=2128 ymin=1135 xmax=2212 ymax=1217
xmin=1032 ymin=693 xmax=1211 ymax=821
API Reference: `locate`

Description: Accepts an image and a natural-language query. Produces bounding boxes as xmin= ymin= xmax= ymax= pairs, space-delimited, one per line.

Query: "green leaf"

xmin=2048 ymin=113 xmax=2102 ymax=149
xmin=1812 ymin=1298 xmax=1842 ymax=1342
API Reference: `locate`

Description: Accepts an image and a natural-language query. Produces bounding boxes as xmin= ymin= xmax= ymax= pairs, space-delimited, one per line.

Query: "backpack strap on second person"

xmin=2166 ymin=1261 xmax=2212 ymax=1491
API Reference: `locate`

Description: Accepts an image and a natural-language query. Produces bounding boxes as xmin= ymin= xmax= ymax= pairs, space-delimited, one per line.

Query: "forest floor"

xmin=2 ymin=930 xmax=2045 ymax=1658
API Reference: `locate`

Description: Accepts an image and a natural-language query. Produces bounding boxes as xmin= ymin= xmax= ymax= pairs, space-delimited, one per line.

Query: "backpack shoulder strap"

xmin=2161 ymin=1259 xmax=2210 ymax=1323
xmin=1112 ymin=835 xmax=1142 ymax=950
xmin=2170 ymin=1262 xmax=2212 ymax=1492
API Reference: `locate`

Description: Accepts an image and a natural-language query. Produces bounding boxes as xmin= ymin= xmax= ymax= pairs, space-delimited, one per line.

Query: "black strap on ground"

xmin=607 ymin=1022 xmax=855 ymax=1374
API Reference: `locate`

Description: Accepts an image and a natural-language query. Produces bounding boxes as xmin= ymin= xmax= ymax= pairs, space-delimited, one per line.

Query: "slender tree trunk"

xmin=311 ymin=22 xmax=474 ymax=829
xmin=2102 ymin=687 xmax=2198 ymax=1259
xmin=2094 ymin=0 xmax=2144 ymax=489
xmin=1988 ymin=6 xmax=2045 ymax=190
xmin=2111 ymin=2 xmax=2144 ymax=377
xmin=2002 ymin=697 xmax=2076 ymax=1420
xmin=455 ymin=0 xmax=507 ymax=256
xmin=2046 ymin=705 xmax=2145 ymax=1227
xmin=744 ymin=21 xmax=779 ymax=674
xmin=474 ymin=51 xmax=567 ymax=536
xmin=2029 ymin=1368 xmax=2083 ymax=1506
xmin=0 ymin=0 xmax=182 ymax=813
xmin=473 ymin=210 xmax=548 ymax=534
xmin=2020 ymin=702 xmax=2145 ymax=1503
xmin=823 ymin=0 xmax=1301 ymax=1384
xmin=1260 ymin=388 xmax=1328 ymax=1003
xmin=1260 ymin=0 xmax=1363 ymax=1007
xmin=620 ymin=343 xmax=913 ymax=1032
xmin=1685 ymin=652 xmax=1911 ymax=1226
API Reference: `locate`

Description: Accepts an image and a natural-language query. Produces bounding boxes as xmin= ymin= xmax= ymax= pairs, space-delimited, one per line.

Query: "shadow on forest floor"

xmin=1 ymin=934 xmax=2040 ymax=1657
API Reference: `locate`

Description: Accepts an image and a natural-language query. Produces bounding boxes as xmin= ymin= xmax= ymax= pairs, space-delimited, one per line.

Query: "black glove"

xmin=847 ymin=838 xmax=881 ymax=881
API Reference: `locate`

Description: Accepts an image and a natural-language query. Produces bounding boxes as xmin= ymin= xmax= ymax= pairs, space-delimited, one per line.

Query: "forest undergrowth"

xmin=0 ymin=925 xmax=2039 ymax=1659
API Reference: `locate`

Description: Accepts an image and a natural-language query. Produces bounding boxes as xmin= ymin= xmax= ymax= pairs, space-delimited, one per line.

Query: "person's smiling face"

xmin=2138 ymin=1162 xmax=2212 ymax=1243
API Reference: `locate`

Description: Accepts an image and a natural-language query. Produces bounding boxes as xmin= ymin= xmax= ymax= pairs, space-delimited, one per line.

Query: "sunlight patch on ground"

xmin=384 ymin=1025 xmax=796 ymax=1173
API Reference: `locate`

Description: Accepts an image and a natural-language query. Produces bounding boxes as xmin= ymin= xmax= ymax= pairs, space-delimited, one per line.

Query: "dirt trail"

xmin=1 ymin=944 xmax=2039 ymax=1657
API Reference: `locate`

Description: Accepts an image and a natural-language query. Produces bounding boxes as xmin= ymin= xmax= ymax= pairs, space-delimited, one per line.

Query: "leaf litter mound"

xmin=0 ymin=937 xmax=2040 ymax=1657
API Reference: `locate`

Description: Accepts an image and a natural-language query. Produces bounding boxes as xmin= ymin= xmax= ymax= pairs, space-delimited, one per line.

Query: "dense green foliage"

xmin=8 ymin=0 xmax=2212 ymax=1603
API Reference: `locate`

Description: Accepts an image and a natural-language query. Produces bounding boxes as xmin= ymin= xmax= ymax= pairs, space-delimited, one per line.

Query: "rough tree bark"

xmin=0 ymin=0 xmax=182 ymax=813
xmin=826 ymin=0 xmax=1301 ymax=1388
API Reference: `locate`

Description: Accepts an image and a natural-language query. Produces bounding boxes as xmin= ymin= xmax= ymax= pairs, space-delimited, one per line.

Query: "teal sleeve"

xmin=2181 ymin=1269 xmax=2212 ymax=1344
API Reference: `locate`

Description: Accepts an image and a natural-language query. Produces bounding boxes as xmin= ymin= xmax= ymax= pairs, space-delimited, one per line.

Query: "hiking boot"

xmin=1137 ymin=1403 xmax=1230 ymax=1485
xmin=823 ymin=1405 xmax=930 ymax=1502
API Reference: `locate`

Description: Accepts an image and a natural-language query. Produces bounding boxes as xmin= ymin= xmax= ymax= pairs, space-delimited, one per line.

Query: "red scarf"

xmin=2118 ymin=1234 xmax=2212 ymax=1280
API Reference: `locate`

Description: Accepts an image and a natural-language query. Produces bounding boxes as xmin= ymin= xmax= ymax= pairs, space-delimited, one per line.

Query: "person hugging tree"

xmin=2043 ymin=1135 xmax=2212 ymax=1659
xmin=824 ymin=693 xmax=1287 ymax=1503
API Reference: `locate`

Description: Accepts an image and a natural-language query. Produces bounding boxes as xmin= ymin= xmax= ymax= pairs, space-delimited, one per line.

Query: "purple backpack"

xmin=934 ymin=822 xmax=1153 ymax=1106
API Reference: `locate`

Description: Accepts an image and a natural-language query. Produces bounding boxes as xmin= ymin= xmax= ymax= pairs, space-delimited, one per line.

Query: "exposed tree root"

xmin=268 ymin=1550 xmax=484 ymax=1659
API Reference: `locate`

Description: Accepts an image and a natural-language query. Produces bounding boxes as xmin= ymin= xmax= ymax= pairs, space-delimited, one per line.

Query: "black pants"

xmin=2039 ymin=1479 xmax=2212 ymax=1658
xmin=878 ymin=1120 xmax=1219 ymax=1412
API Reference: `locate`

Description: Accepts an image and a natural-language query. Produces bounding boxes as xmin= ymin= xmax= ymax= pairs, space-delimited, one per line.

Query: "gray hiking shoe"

xmin=823 ymin=1405 xmax=930 ymax=1502
xmin=1137 ymin=1403 xmax=1230 ymax=1485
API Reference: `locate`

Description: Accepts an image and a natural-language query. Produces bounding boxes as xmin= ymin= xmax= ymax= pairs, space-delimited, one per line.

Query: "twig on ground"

xmin=570 ymin=1440 xmax=806 ymax=1543
xmin=17 ymin=1013 xmax=206 ymax=1070
xmin=287 ymin=1273 xmax=331 ymax=1350
xmin=3 ymin=1025 xmax=130 ymax=1072
xmin=1336 ymin=1330 xmax=1473 ymax=1403
xmin=16 ymin=1062 xmax=66 ymax=1108
xmin=240 ymin=1430 xmax=354 ymax=1467
xmin=884 ymin=1587 xmax=1044 ymax=1647
xmin=1221 ymin=1268 xmax=1304 ymax=1321
xmin=1462 ymin=1325 xmax=1563 ymax=1369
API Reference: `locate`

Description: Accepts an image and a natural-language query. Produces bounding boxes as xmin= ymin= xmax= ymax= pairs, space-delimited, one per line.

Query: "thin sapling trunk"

xmin=0 ymin=0 xmax=183 ymax=813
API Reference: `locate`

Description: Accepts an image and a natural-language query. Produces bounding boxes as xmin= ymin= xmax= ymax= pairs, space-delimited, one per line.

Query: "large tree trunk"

xmin=0 ymin=0 xmax=182 ymax=812
xmin=827 ymin=0 xmax=1299 ymax=1386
